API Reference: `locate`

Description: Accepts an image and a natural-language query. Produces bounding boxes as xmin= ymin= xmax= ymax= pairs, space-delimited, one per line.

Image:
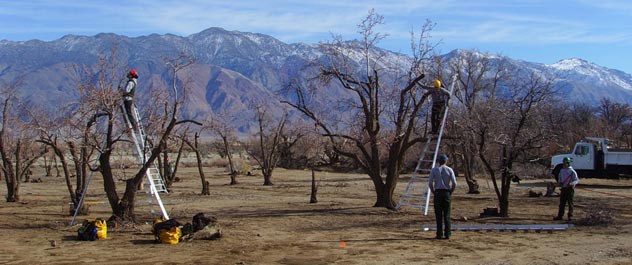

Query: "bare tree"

xmin=277 ymin=120 xmax=310 ymax=169
xmin=76 ymin=50 xmax=198 ymax=221
xmin=245 ymin=103 xmax=287 ymax=186
xmin=445 ymin=50 xmax=508 ymax=194
xmin=283 ymin=10 xmax=438 ymax=208
xmin=31 ymin=88 xmax=105 ymax=214
xmin=1 ymin=80 xmax=45 ymax=202
xmin=207 ymin=111 xmax=239 ymax=185
xmin=597 ymin=98 xmax=631 ymax=141
xmin=473 ymin=71 xmax=555 ymax=216
xmin=182 ymin=128 xmax=210 ymax=195
xmin=165 ymin=136 xmax=185 ymax=188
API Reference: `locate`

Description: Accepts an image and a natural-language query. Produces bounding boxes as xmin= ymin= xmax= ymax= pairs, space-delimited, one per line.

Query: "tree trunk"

xmin=498 ymin=148 xmax=513 ymax=217
xmin=263 ymin=171 xmax=273 ymax=186
xmin=461 ymin=150 xmax=480 ymax=194
xmin=5 ymin=180 xmax=19 ymax=202
xmin=310 ymin=169 xmax=318 ymax=203
xmin=53 ymin=154 xmax=61 ymax=178
xmin=171 ymin=139 xmax=185 ymax=186
xmin=44 ymin=155 xmax=52 ymax=177
xmin=100 ymin=150 xmax=121 ymax=215
xmin=194 ymin=139 xmax=209 ymax=195
xmin=15 ymin=140 xmax=25 ymax=183
xmin=1 ymin=132 xmax=18 ymax=202
xmin=115 ymin=178 xmax=139 ymax=221
xmin=4 ymin=166 xmax=19 ymax=202
xmin=498 ymin=166 xmax=511 ymax=217
xmin=68 ymin=141 xmax=87 ymax=210
xmin=52 ymin=146 xmax=77 ymax=206
xmin=202 ymin=181 xmax=210 ymax=196
xmin=158 ymin=150 xmax=165 ymax=184
xmin=229 ymin=172 xmax=237 ymax=185
xmin=368 ymin=170 xmax=396 ymax=209
xmin=499 ymin=169 xmax=511 ymax=217
xmin=223 ymin=136 xmax=237 ymax=185
xmin=161 ymin=150 xmax=173 ymax=188
xmin=373 ymin=184 xmax=396 ymax=209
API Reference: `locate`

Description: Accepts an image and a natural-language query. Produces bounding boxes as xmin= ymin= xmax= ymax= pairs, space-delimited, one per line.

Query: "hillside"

xmin=1 ymin=27 xmax=631 ymax=131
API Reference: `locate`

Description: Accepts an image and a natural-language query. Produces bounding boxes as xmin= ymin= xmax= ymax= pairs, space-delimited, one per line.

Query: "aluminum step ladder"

xmin=396 ymin=75 xmax=456 ymax=215
xmin=123 ymin=103 xmax=170 ymax=219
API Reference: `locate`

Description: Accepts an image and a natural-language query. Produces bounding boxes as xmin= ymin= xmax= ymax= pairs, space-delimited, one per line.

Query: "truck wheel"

xmin=551 ymin=164 xmax=562 ymax=181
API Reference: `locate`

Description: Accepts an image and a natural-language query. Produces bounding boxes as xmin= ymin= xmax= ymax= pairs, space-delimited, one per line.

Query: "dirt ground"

xmin=1 ymin=166 xmax=631 ymax=265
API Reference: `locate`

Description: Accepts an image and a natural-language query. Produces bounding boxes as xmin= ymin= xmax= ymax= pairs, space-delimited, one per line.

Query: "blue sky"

xmin=2 ymin=0 xmax=631 ymax=73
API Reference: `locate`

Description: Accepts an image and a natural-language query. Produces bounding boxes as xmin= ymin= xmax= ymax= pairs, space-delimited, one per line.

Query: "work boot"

xmin=553 ymin=216 xmax=563 ymax=221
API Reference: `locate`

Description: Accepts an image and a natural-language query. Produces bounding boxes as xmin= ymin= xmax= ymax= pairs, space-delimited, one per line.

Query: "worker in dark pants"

xmin=121 ymin=69 xmax=139 ymax=131
xmin=428 ymin=154 xmax=457 ymax=239
xmin=554 ymin=157 xmax=579 ymax=222
xmin=422 ymin=80 xmax=451 ymax=134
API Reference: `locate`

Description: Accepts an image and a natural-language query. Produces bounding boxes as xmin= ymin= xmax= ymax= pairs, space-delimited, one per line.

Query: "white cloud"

xmin=426 ymin=2 xmax=632 ymax=45
xmin=128 ymin=0 xmax=461 ymax=43
xmin=2 ymin=0 xmax=631 ymax=47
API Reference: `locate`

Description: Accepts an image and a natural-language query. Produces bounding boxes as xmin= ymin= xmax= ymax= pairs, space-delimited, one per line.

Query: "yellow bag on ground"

xmin=152 ymin=219 xmax=182 ymax=244
xmin=94 ymin=219 xmax=107 ymax=239
xmin=159 ymin=226 xmax=182 ymax=245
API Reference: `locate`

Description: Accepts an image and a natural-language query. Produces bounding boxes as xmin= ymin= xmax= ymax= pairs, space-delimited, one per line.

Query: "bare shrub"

xmin=231 ymin=158 xmax=253 ymax=175
xmin=208 ymin=159 xmax=229 ymax=168
xmin=576 ymin=203 xmax=615 ymax=226
xmin=180 ymin=161 xmax=199 ymax=168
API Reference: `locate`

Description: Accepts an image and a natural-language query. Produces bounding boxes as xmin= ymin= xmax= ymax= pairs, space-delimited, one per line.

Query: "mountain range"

xmin=1 ymin=27 xmax=631 ymax=132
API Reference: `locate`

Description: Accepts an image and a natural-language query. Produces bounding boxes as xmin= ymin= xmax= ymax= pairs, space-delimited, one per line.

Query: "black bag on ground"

xmin=153 ymin=219 xmax=181 ymax=232
xmin=192 ymin=213 xmax=215 ymax=232
xmin=77 ymin=220 xmax=98 ymax=241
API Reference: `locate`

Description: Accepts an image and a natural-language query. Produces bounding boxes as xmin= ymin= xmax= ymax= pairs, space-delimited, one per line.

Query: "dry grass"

xmin=576 ymin=203 xmax=616 ymax=226
xmin=0 ymin=167 xmax=631 ymax=264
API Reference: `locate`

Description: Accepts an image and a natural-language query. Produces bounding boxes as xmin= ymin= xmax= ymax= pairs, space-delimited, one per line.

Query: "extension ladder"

xmin=396 ymin=75 xmax=456 ymax=215
xmin=124 ymin=103 xmax=170 ymax=219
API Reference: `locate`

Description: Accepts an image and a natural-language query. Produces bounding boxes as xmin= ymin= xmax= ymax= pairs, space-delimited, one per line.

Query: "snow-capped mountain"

xmin=0 ymin=28 xmax=630 ymax=132
xmin=546 ymin=58 xmax=632 ymax=103
xmin=441 ymin=49 xmax=632 ymax=104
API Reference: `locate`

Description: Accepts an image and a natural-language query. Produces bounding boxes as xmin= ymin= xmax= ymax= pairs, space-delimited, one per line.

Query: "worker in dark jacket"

xmin=554 ymin=157 xmax=579 ymax=221
xmin=121 ymin=69 xmax=139 ymax=131
xmin=422 ymin=80 xmax=451 ymax=134
xmin=428 ymin=154 xmax=457 ymax=239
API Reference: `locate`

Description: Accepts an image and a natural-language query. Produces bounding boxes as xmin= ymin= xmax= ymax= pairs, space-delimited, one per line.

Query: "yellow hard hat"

xmin=433 ymin=80 xmax=442 ymax=88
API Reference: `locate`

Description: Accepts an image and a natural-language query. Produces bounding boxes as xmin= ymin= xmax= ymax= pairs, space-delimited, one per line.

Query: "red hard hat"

xmin=129 ymin=69 xmax=138 ymax=77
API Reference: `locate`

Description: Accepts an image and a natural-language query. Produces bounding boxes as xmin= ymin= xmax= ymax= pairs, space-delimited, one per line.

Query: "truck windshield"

xmin=574 ymin=145 xmax=590 ymax=155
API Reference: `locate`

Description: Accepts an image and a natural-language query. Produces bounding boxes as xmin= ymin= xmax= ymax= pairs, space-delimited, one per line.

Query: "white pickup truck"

xmin=551 ymin=137 xmax=632 ymax=178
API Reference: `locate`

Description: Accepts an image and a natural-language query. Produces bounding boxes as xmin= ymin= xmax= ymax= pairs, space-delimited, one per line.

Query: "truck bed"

xmin=605 ymin=151 xmax=632 ymax=166
xmin=607 ymin=147 xmax=632 ymax=152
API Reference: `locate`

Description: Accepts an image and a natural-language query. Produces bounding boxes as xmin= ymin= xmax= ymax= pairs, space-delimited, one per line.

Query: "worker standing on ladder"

xmin=121 ymin=69 xmax=139 ymax=131
xmin=428 ymin=154 xmax=457 ymax=239
xmin=422 ymin=80 xmax=451 ymax=134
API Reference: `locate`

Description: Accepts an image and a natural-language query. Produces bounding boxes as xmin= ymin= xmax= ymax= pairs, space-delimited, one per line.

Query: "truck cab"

xmin=551 ymin=137 xmax=632 ymax=178
xmin=551 ymin=137 xmax=607 ymax=178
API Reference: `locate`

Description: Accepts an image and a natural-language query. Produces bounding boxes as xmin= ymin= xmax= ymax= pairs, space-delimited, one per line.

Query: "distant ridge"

xmin=1 ymin=27 xmax=631 ymax=132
